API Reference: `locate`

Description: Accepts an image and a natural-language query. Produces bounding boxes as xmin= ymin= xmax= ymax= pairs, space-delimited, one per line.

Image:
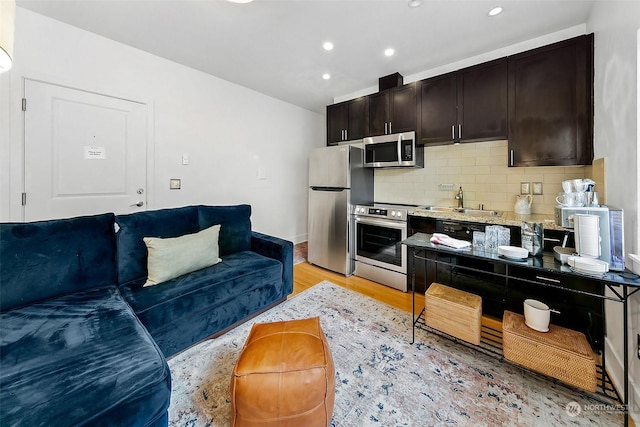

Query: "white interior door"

xmin=24 ymin=79 xmax=148 ymax=221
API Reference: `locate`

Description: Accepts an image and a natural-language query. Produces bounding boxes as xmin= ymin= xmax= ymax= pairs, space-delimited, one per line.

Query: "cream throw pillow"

xmin=143 ymin=224 xmax=222 ymax=287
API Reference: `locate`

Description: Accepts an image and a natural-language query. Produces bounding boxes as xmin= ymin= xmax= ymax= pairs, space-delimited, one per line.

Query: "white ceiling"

xmin=17 ymin=0 xmax=595 ymax=113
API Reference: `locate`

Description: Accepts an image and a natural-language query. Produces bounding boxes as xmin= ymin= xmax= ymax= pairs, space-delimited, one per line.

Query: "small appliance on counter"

xmin=554 ymin=205 xmax=625 ymax=271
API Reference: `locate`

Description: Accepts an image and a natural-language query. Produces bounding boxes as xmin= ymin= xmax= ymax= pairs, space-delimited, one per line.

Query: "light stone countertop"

xmin=408 ymin=208 xmax=569 ymax=231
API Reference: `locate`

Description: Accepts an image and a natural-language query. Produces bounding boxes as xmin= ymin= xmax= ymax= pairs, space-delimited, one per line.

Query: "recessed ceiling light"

xmin=408 ymin=0 xmax=423 ymax=7
xmin=323 ymin=42 xmax=334 ymax=51
xmin=322 ymin=73 xmax=331 ymax=80
xmin=384 ymin=48 xmax=395 ymax=57
xmin=226 ymin=0 xmax=254 ymax=3
xmin=488 ymin=6 xmax=503 ymax=16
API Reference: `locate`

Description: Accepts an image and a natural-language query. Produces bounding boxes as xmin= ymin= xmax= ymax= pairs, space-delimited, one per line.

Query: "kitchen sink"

xmin=422 ymin=206 xmax=503 ymax=217
xmin=422 ymin=206 xmax=458 ymax=212
xmin=458 ymin=208 xmax=503 ymax=217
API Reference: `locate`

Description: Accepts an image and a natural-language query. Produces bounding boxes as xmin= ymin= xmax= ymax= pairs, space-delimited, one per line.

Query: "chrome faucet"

xmin=455 ymin=186 xmax=464 ymax=209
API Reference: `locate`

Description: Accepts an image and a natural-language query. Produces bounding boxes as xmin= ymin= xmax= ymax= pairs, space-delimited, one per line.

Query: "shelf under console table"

xmin=402 ymin=232 xmax=640 ymax=427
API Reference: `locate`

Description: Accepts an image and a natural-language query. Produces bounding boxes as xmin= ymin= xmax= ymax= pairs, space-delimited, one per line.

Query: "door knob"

xmin=130 ymin=201 xmax=144 ymax=207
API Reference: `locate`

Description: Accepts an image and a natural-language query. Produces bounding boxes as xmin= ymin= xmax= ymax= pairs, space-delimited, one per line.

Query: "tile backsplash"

xmin=374 ymin=140 xmax=590 ymax=215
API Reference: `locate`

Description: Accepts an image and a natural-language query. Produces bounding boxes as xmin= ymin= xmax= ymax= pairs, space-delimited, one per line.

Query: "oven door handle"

xmin=354 ymin=216 xmax=407 ymax=230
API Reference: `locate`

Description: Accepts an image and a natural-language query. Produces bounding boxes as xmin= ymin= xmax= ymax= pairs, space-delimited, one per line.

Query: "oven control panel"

xmin=354 ymin=205 xmax=408 ymax=220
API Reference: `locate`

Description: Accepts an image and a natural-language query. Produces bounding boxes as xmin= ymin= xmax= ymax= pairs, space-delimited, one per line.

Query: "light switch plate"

xmin=170 ymin=179 xmax=181 ymax=189
xmin=532 ymin=182 xmax=543 ymax=195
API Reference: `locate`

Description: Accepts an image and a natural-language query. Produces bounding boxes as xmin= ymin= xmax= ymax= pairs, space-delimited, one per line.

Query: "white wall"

xmin=588 ymin=1 xmax=640 ymax=421
xmin=0 ymin=7 xmax=324 ymax=243
xmin=336 ymin=25 xmax=587 ymax=103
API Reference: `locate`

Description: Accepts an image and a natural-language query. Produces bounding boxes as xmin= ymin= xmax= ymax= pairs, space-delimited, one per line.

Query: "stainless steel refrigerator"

xmin=308 ymin=145 xmax=373 ymax=275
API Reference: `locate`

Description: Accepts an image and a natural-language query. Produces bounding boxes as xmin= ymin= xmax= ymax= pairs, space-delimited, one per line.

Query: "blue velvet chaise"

xmin=0 ymin=204 xmax=293 ymax=426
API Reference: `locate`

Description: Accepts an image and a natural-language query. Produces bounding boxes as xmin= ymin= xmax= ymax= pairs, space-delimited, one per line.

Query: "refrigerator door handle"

xmin=310 ymin=187 xmax=346 ymax=192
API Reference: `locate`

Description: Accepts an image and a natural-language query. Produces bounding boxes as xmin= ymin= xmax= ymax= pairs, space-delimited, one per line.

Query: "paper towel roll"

xmin=574 ymin=214 xmax=600 ymax=258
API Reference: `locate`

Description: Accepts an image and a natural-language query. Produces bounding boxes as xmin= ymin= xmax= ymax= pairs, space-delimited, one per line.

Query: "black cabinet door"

xmin=390 ymin=83 xmax=416 ymax=134
xmin=508 ymin=34 xmax=593 ymax=166
xmin=327 ymin=102 xmax=348 ymax=145
xmin=417 ymin=72 xmax=458 ymax=145
xmin=458 ymin=58 xmax=508 ymax=142
xmin=368 ymin=84 xmax=416 ymax=136
xmin=368 ymin=91 xmax=389 ymax=136
xmin=347 ymin=97 xmax=368 ymax=140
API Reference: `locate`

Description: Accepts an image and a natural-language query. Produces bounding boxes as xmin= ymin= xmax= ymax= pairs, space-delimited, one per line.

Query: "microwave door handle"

xmin=397 ymin=134 xmax=402 ymax=162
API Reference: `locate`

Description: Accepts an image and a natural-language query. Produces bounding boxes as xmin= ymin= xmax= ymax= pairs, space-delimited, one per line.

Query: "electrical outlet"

xmin=439 ymin=183 xmax=454 ymax=191
xmin=532 ymin=182 xmax=543 ymax=195
xmin=169 ymin=179 xmax=181 ymax=190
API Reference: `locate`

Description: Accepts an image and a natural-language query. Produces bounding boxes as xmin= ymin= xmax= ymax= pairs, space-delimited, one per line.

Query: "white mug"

xmin=556 ymin=192 xmax=586 ymax=207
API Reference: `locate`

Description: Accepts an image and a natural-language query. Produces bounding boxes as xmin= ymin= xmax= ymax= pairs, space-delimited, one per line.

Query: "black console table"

xmin=402 ymin=232 xmax=640 ymax=427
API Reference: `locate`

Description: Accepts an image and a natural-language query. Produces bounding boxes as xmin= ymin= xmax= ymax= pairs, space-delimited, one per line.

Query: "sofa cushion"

xmin=119 ymin=251 xmax=284 ymax=356
xmin=197 ymin=204 xmax=252 ymax=256
xmin=0 ymin=286 xmax=171 ymax=427
xmin=0 ymin=213 xmax=117 ymax=313
xmin=143 ymin=224 xmax=222 ymax=287
xmin=115 ymin=206 xmax=200 ymax=286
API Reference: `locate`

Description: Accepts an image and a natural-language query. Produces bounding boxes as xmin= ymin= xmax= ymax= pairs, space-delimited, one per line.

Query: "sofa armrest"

xmin=251 ymin=232 xmax=293 ymax=296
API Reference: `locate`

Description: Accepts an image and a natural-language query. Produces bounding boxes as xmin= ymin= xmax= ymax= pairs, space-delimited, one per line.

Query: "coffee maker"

xmin=554 ymin=205 xmax=625 ymax=271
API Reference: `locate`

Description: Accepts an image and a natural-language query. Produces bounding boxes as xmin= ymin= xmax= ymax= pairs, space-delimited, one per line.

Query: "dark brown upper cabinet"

xmin=418 ymin=58 xmax=508 ymax=145
xmin=458 ymin=59 xmax=508 ymax=142
xmin=507 ymin=34 xmax=593 ymax=166
xmin=417 ymin=73 xmax=457 ymax=145
xmin=326 ymin=97 xmax=368 ymax=145
xmin=368 ymin=83 xmax=416 ymax=136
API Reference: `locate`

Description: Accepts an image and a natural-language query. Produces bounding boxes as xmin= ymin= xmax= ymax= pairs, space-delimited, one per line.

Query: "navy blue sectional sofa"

xmin=0 ymin=204 xmax=293 ymax=426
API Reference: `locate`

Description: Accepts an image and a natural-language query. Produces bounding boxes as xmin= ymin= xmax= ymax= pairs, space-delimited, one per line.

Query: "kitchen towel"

xmin=430 ymin=233 xmax=471 ymax=249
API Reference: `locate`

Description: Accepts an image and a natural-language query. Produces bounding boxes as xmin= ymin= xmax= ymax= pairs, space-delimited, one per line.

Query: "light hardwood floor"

xmin=293 ymin=261 xmax=503 ymax=331
xmin=292 ymin=261 xmax=424 ymax=314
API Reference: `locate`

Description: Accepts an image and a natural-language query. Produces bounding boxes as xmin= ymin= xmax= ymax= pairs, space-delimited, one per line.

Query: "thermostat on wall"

xmin=170 ymin=179 xmax=181 ymax=190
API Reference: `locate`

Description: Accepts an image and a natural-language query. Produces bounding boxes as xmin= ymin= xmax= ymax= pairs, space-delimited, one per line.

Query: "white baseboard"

xmin=292 ymin=233 xmax=307 ymax=245
xmin=604 ymin=336 xmax=640 ymax=423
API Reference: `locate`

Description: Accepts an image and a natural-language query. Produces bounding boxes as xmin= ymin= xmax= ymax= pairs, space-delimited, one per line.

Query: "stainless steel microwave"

xmin=363 ymin=131 xmax=423 ymax=168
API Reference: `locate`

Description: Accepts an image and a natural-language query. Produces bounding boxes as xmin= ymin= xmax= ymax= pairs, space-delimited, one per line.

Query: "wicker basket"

xmin=502 ymin=311 xmax=596 ymax=392
xmin=425 ymin=283 xmax=482 ymax=345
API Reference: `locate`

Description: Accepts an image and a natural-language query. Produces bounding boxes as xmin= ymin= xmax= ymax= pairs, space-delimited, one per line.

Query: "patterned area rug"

xmin=167 ymin=281 xmax=622 ymax=426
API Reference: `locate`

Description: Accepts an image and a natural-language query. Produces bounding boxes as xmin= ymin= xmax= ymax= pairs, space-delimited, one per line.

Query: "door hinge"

xmin=22 ymin=98 xmax=26 ymax=111
xmin=21 ymin=193 xmax=26 ymax=206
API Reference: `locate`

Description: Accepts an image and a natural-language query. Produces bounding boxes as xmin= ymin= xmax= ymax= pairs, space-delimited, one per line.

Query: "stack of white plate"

xmin=567 ymin=256 xmax=609 ymax=275
xmin=498 ymin=245 xmax=529 ymax=260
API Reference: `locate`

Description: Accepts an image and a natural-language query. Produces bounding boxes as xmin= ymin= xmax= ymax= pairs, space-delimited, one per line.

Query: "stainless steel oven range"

xmin=353 ymin=203 xmax=415 ymax=292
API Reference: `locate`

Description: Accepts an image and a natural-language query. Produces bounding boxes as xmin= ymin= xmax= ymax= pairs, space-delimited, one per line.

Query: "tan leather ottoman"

xmin=231 ymin=317 xmax=335 ymax=427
